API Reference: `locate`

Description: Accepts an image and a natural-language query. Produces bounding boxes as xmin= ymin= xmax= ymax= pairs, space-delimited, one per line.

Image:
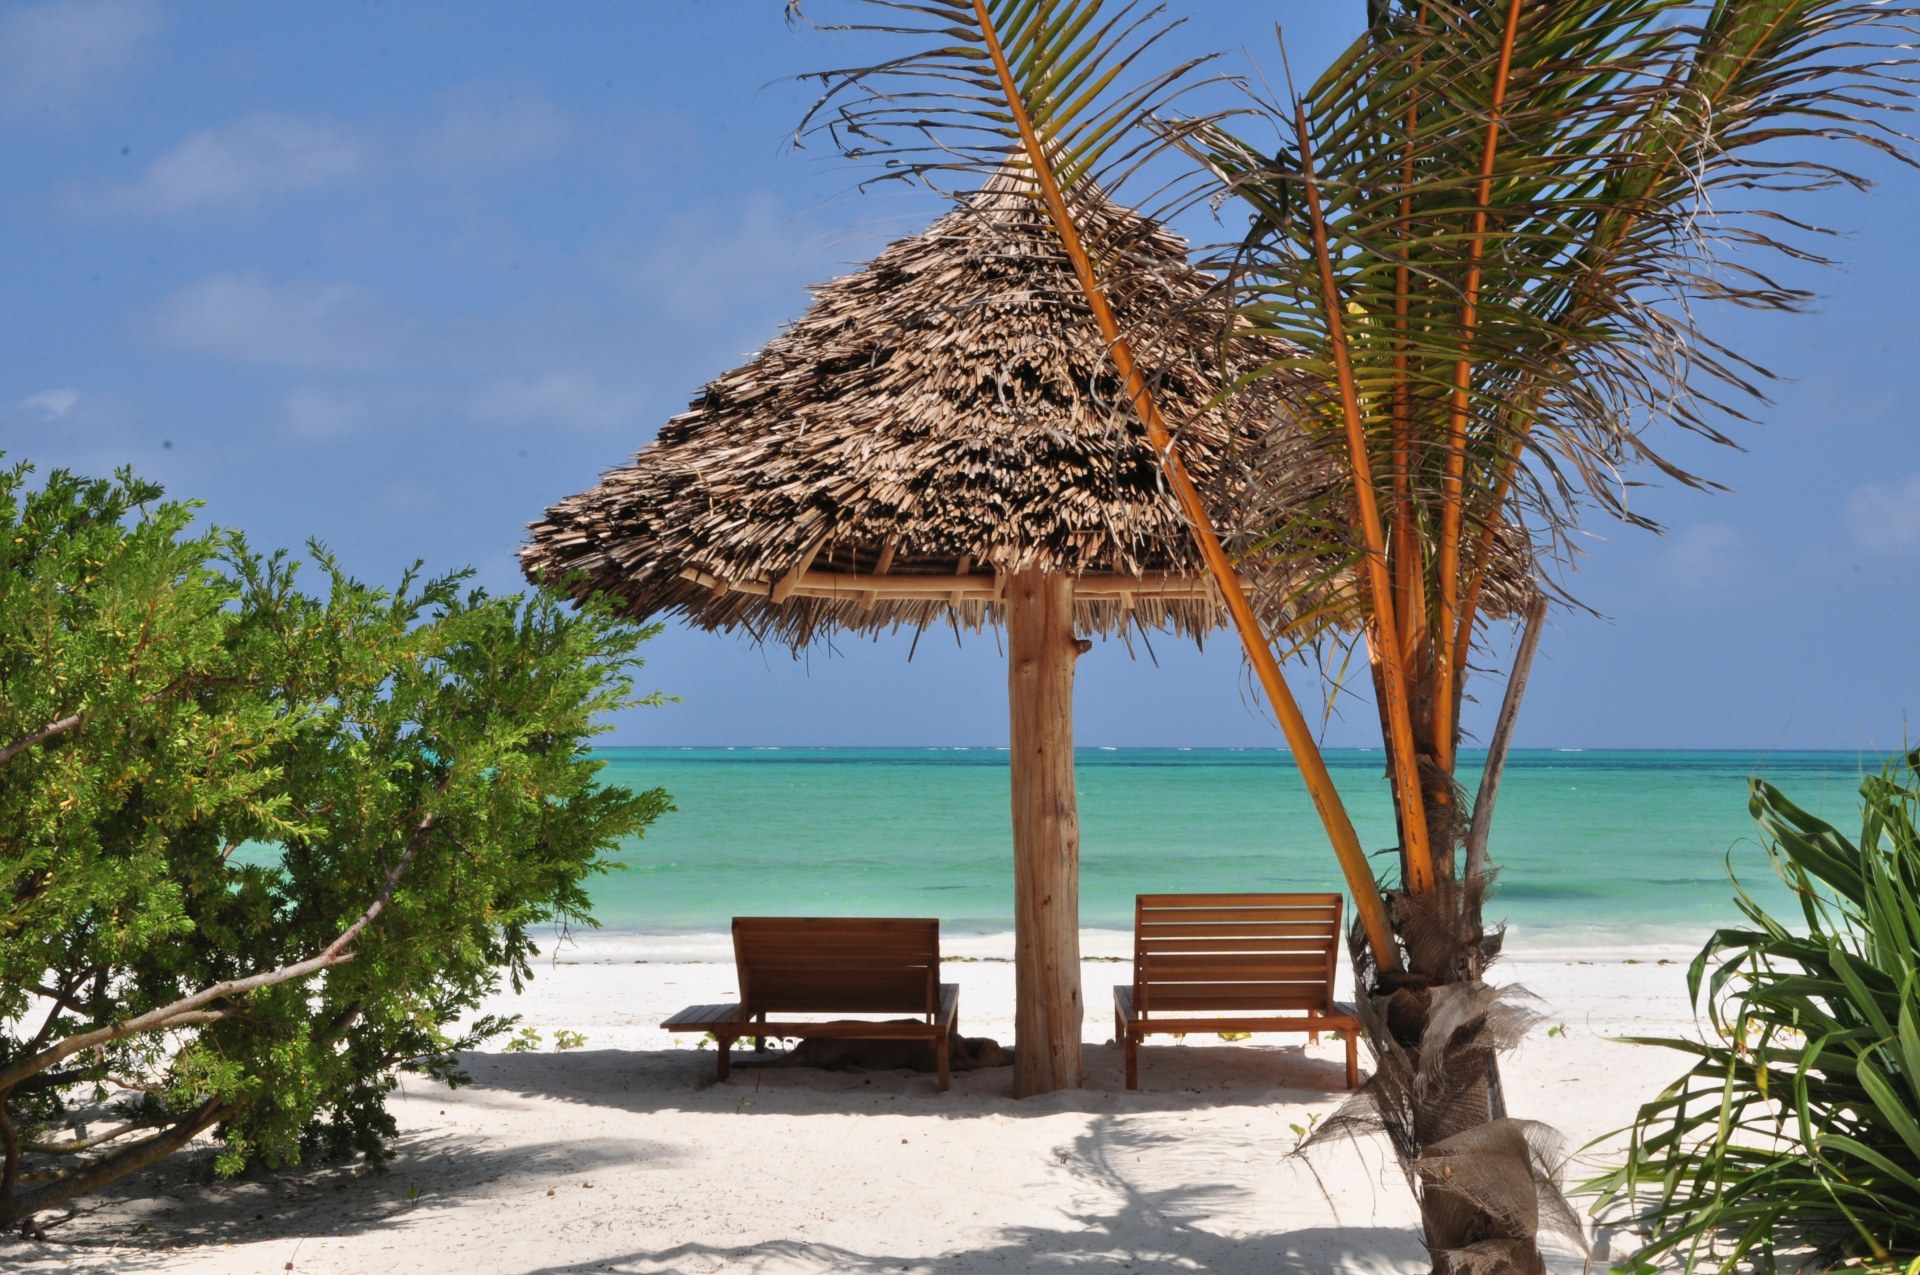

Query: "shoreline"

xmin=532 ymin=924 xmax=1715 ymax=966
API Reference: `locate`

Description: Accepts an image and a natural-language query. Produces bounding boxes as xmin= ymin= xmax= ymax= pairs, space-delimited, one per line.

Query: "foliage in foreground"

xmin=0 ymin=462 xmax=671 ymax=1223
xmin=1596 ymin=750 xmax=1920 ymax=1273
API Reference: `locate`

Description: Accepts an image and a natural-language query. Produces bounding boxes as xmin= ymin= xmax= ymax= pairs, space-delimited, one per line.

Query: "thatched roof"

xmin=521 ymin=167 xmax=1532 ymax=647
xmin=523 ymin=168 xmax=1356 ymax=647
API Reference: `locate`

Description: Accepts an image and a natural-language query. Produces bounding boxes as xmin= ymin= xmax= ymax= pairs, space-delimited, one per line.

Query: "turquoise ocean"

xmin=577 ymin=748 xmax=1885 ymax=953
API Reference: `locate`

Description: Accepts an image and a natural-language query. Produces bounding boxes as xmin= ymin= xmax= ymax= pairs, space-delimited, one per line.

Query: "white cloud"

xmin=18 ymin=388 xmax=81 ymax=420
xmin=279 ymin=384 xmax=432 ymax=442
xmin=0 ymin=0 xmax=160 ymax=119
xmin=1845 ymin=473 xmax=1920 ymax=556
xmin=419 ymin=82 xmax=569 ymax=174
xmin=146 ymin=272 xmax=408 ymax=372
xmin=468 ymin=373 xmax=650 ymax=433
xmin=107 ymin=114 xmax=363 ymax=215
xmin=1651 ymin=522 xmax=1747 ymax=603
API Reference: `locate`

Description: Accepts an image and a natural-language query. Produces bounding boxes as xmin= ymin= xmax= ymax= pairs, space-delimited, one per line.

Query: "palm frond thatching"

xmin=524 ymin=167 xmax=1527 ymax=647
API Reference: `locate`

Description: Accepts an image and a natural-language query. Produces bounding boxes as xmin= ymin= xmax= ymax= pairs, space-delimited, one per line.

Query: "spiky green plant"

xmin=1595 ymin=749 xmax=1920 ymax=1273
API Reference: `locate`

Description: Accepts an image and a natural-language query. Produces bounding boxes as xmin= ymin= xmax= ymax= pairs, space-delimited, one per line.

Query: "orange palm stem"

xmin=1293 ymin=101 xmax=1435 ymax=896
xmin=970 ymin=0 xmax=1401 ymax=967
xmin=1435 ymin=0 xmax=1524 ymax=773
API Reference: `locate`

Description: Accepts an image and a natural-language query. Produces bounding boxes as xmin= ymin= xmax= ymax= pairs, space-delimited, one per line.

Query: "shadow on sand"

xmin=459 ymin=1038 xmax=1361 ymax=1117
xmin=8 ymin=1129 xmax=672 ymax=1267
xmin=5 ymin=1042 xmax=1415 ymax=1274
xmin=15 ymin=1108 xmax=1430 ymax=1275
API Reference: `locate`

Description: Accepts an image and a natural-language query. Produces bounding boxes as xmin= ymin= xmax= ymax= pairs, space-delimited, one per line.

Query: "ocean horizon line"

xmin=592 ymin=743 xmax=1889 ymax=756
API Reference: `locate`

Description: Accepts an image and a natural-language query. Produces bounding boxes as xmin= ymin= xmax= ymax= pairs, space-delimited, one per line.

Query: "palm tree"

xmin=788 ymin=2 xmax=1913 ymax=1270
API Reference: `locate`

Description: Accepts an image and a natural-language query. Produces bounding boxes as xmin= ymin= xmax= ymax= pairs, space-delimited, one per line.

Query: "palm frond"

xmin=788 ymin=0 xmax=1220 ymax=216
xmin=1197 ymin=0 xmax=1917 ymax=576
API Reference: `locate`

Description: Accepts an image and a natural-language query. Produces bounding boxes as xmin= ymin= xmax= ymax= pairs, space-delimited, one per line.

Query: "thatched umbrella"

xmin=522 ymin=167 xmax=1344 ymax=1096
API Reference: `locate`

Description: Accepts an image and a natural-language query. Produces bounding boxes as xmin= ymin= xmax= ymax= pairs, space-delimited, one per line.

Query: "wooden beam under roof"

xmin=770 ymin=533 xmax=830 ymax=604
xmin=676 ymin=566 xmax=1222 ymax=603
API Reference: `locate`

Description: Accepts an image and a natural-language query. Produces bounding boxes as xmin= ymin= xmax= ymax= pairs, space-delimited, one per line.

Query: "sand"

xmin=3 ymin=938 xmax=1706 ymax=1274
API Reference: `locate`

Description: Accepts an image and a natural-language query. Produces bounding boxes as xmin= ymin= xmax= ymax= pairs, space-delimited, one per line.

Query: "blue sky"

xmin=2 ymin=0 xmax=1914 ymax=751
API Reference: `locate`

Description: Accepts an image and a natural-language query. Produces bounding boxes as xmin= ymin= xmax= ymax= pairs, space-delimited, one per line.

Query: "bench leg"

xmin=1124 ymin=1033 xmax=1139 ymax=1091
xmin=1345 ymin=1031 xmax=1358 ymax=1090
xmin=936 ymin=1033 xmax=951 ymax=1091
xmin=715 ymin=1033 xmax=733 ymax=1082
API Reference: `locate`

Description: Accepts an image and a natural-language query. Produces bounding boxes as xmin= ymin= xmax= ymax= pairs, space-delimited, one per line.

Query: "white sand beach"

xmin=7 ymin=938 xmax=1706 ymax=1274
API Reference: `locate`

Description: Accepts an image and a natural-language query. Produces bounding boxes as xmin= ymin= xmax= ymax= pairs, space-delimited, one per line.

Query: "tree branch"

xmin=1465 ymin=592 xmax=1548 ymax=883
xmin=0 ymin=673 xmax=233 ymax=766
xmin=1 ymin=1098 xmax=230 ymax=1224
xmin=0 ymin=811 xmax=436 ymax=1095
xmin=23 ymin=1117 xmax=161 ymax=1155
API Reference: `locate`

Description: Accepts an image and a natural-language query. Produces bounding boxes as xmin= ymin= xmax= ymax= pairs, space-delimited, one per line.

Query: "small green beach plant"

xmin=1594 ymin=749 xmax=1920 ymax=1273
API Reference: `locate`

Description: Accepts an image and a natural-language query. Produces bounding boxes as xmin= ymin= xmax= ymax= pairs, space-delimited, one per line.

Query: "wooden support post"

xmin=1005 ymin=568 xmax=1085 ymax=1097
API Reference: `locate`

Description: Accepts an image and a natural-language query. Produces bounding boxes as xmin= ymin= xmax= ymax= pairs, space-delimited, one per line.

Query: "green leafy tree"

xmin=0 ymin=461 xmax=670 ymax=1224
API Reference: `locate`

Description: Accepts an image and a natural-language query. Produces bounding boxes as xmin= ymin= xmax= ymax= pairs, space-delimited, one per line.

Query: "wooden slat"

xmin=749 ymin=993 xmax=930 ymax=1014
xmin=735 ymin=930 xmax=936 ymax=947
xmin=661 ymin=1002 xmax=744 ymax=1030
xmin=1138 ymin=892 xmax=1343 ymax=909
xmin=1144 ymin=956 xmax=1328 ymax=975
xmin=748 ymin=968 xmax=929 ymax=988
xmin=1141 ymin=939 xmax=1331 ymax=956
xmin=751 ymin=971 xmax=927 ymax=995
xmin=739 ymin=945 xmax=938 ymax=963
xmin=765 ymin=1019 xmax=944 ymax=1041
xmin=1139 ymin=906 xmax=1338 ymax=925
xmin=1137 ymin=920 xmax=1337 ymax=940
xmin=1143 ymin=983 xmax=1327 ymax=1005
xmin=1137 ymin=905 xmax=1339 ymax=920
xmin=734 ymin=917 xmax=939 ymax=934
xmin=1126 ymin=1012 xmax=1356 ymax=1035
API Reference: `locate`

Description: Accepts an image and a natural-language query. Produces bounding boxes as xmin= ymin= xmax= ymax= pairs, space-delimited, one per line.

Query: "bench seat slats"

xmin=661 ymin=1002 xmax=744 ymax=1030
xmin=1142 ymin=953 xmax=1331 ymax=975
xmin=1136 ymin=892 xmax=1340 ymax=909
xmin=1117 ymin=892 xmax=1359 ymax=1091
xmin=1144 ymin=925 xmax=1344 ymax=944
xmin=663 ymin=918 xmax=958 ymax=1090
xmin=1137 ymin=907 xmax=1339 ymax=925
xmin=1144 ymin=991 xmax=1330 ymax=1011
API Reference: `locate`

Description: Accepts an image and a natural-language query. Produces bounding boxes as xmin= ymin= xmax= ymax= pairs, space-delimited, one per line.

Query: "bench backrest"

xmin=1132 ymin=893 xmax=1343 ymax=1016
xmin=732 ymin=917 xmax=941 ymax=1019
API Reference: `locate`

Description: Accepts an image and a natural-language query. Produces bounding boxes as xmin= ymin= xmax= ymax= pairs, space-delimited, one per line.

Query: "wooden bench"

xmin=1113 ymin=892 xmax=1360 ymax=1090
xmin=662 ymin=917 xmax=960 ymax=1089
